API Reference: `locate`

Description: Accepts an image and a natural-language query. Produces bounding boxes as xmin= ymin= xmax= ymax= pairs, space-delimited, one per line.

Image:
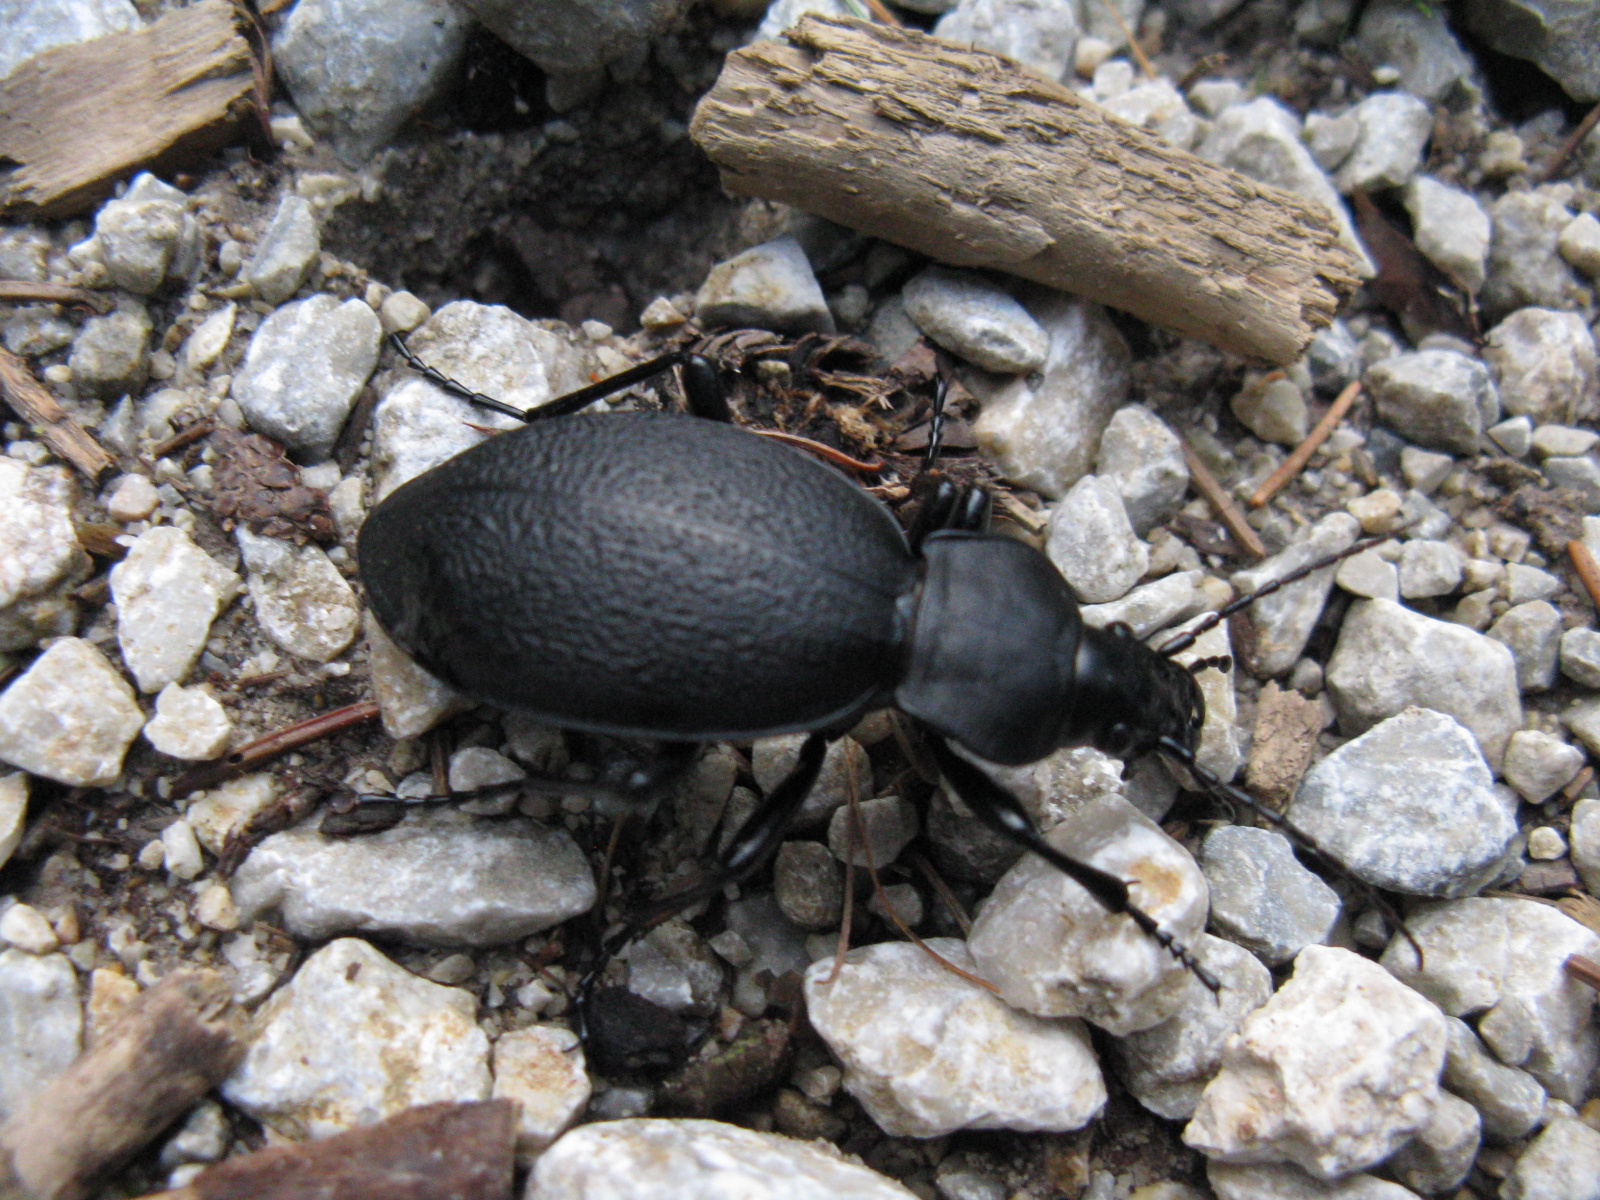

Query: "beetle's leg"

xmin=577 ymin=732 xmax=830 ymax=998
xmin=679 ymin=354 xmax=732 ymax=423
xmin=925 ymin=733 xmax=1220 ymax=992
xmin=907 ymin=479 xmax=992 ymax=550
xmin=922 ymin=371 xmax=951 ymax=473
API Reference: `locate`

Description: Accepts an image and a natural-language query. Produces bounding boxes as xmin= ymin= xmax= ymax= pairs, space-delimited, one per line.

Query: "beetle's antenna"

xmin=1154 ymin=734 xmax=1423 ymax=965
xmin=388 ymin=332 xmax=694 ymax=423
xmin=1155 ymin=532 xmax=1396 ymax=658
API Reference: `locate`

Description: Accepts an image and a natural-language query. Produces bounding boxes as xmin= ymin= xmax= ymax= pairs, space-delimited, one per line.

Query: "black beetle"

xmin=359 ymin=337 xmax=1371 ymax=989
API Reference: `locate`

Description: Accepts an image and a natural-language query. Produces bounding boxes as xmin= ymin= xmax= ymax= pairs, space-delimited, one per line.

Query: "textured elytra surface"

xmin=360 ymin=411 xmax=916 ymax=739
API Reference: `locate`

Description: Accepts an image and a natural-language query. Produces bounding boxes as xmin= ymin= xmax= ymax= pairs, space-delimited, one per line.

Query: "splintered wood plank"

xmin=691 ymin=16 xmax=1364 ymax=366
xmin=0 ymin=0 xmax=267 ymax=220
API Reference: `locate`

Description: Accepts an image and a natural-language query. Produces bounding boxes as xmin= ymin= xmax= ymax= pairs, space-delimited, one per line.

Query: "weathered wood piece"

xmin=139 ymin=1101 xmax=519 ymax=1200
xmin=0 ymin=0 xmax=265 ymax=220
xmin=690 ymin=16 xmax=1363 ymax=366
xmin=0 ymin=346 xmax=114 ymax=482
xmin=0 ymin=971 xmax=245 ymax=1200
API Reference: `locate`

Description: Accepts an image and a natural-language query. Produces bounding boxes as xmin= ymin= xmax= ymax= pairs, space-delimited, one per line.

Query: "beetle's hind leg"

xmin=924 ymin=732 xmax=1220 ymax=992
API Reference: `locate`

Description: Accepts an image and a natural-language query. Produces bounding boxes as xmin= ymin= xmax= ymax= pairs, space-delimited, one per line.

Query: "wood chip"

xmin=1244 ymin=680 xmax=1324 ymax=810
xmin=690 ymin=16 xmax=1362 ymax=366
xmin=0 ymin=344 xmax=114 ymax=482
xmin=0 ymin=0 xmax=266 ymax=219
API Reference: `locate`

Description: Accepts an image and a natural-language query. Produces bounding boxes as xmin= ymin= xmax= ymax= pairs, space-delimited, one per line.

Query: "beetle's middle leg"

xmin=924 ymin=731 xmax=1220 ymax=992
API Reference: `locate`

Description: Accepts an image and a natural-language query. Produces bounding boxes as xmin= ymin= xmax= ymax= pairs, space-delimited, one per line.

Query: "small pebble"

xmin=1527 ymin=826 xmax=1567 ymax=861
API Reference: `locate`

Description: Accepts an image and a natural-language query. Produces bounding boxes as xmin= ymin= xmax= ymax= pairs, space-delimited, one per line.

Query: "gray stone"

xmin=1354 ymin=0 xmax=1479 ymax=103
xmin=1489 ymin=414 xmax=1534 ymax=457
xmin=531 ymin=1119 xmax=919 ymax=1199
xmin=1195 ymin=98 xmax=1371 ymax=274
xmin=491 ymin=1025 xmax=589 ymax=1163
xmin=0 ymin=902 xmax=57 ymax=954
xmin=1333 ymin=92 xmax=1433 ymax=193
xmin=230 ymin=811 xmax=595 ymax=947
xmin=864 ymin=295 xmax=922 ymax=363
xmin=1207 ymin=1162 xmax=1419 ymax=1200
xmin=1562 ymin=627 xmax=1600 ymax=689
xmin=1325 ymin=598 xmax=1522 ymax=770
xmin=1096 ymin=78 xmax=1200 ymax=150
xmin=932 ymin=0 xmax=1081 ymax=82
xmin=1560 ymin=211 xmax=1600 ymax=276
xmin=159 ymin=1098 xmax=232 ymax=1167
xmin=236 ymin=528 xmax=360 ymax=662
xmin=774 ymin=841 xmax=844 ymax=929
xmin=1187 ymin=78 xmax=1245 ymax=118
xmin=695 ymin=237 xmax=834 ymax=337
xmin=0 ymin=638 xmax=144 ymax=786
xmin=1531 ymin=423 xmax=1599 ymax=458
xmin=0 ymin=228 xmax=49 ymax=283
xmin=1482 ymin=187 xmax=1589 ymax=318
xmin=222 ymin=938 xmax=490 ymax=1139
xmin=1440 ymin=1014 xmax=1546 ymax=1141
xmin=92 ymin=173 xmax=201 ymax=295
xmin=0 ymin=950 xmax=80 ymax=1123
xmin=1483 ymin=307 xmax=1599 ymax=426
xmin=0 ymin=775 xmax=23 ymax=872
xmin=1572 ymin=796 xmax=1600 ymax=894
xmin=1184 ymin=945 xmax=1447 ymax=1181
xmin=144 ymin=683 xmax=232 ymax=760
xmin=618 ymin=920 xmax=723 ymax=1016
xmin=1305 ymin=319 xmax=1362 ymax=396
xmin=967 ymin=795 xmax=1207 ymax=1035
xmin=804 ymin=939 xmax=1105 ymax=1137
xmin=969 ymin=291 xmax=1130 ymax=498
xmin=1400 ymin=446 xmax=1453 ymax=494
xmin=757 ymin=0 xmax=857 ymax=39
xmin=460 ymin=0 xmax=688 ymax=77
xmin=0 ymin=458 xmax=89 ymax=652
xmin=2 ymin=307 xmax=75 ymax=358
xmin=233 ymin=293 xmax=381 ymax=460
xmin=1230 ymin=512 xmax=1359 ymax=678
xmin=1397 ymin=539 xmax=1462 ymax=599
xmin=1095 ymin=406 xmax=1188 ymax=534
xmin=1401 ymin=176 xmax=1490 ymax=293
xmin=1505 ymin=563 xmax=1563 ymax=605
xmin=1335 ymin=549 xmax=1398 ymax=601
xmin=1303 ymin=110 xmax=1358 ymax=172
xmin=1381 ymin=1090 xmax=1479 ymax=1195
xmin=1164 ymin=614 xmax=1243 ymax=782
xmin=1502 ymin=729 xmax=1585 ymax=803
xmin=111 ymin=527 xmax=240 ymax=692
xmin=1501 ymin=1118 xmax=1600 ymax=1200
xmin=1231 ymin=376 xmax=1308 ymax=447
xmin=866 ymin=882 xmax=923 ymax=927
xmin=1365 ymin=349 xmax=1498 ymax=455
xmin=364 ymin=612 xmax=466 ymax=739
xmin=0 ymin=0 xmax=139 ymax=83
xmin=1113 ymin=934 xmax=1272 ymax=1120
xmin=901 ymin=266 xmax=1047 ymax=374
xmin=240 ymin=195 xmax=321 ymax=305
xmin=827 ymin=794 xmax=918 ymax=868
xmin=273 ymin=0 xmax=471 ymax=164
xmin=1381 ymin=896 xmax=1600 ymax=1104
xmin=1290 ymin=707 xmax=1518 ymax=898
xmin=68 ymin=306 xmax=150 ymax=398
xmin=1046 ymin=475 xmax=1148 ymax=603
xmin=1461 ymin=0 xmax=1600 ymax=103
xmin=1201 ymin=825 xmax=1342 ymax=965
xmin=1540 ymin=455 xmax=1600 ymax=510
xmin=1487 ymin=599 xmax=1563 ymax=692
xmin=1080 ymin=570 xmax=1210 ymax=638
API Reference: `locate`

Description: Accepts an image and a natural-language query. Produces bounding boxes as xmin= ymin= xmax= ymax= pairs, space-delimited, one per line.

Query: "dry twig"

xmin=0 ymin=345 xmax=114 ymax=482
xmin=1180 ymin=437 xmax=1266 ymax=560
xmin=1249 ymin=381 xmax=1362 ymax=509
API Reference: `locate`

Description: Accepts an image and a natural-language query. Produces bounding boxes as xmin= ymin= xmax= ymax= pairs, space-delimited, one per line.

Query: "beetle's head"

xmin=1068 ymin=622 xmax=1206 ymax=760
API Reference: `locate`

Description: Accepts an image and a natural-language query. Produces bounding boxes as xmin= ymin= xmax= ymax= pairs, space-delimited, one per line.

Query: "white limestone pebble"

xmin=1046 ymin=474 xmax=1149 ymax=604
xmin=1500 ymin=1117 xmax=1600 ymax=1200
xmin=1288 ymin=707 xmax=1518 ymax=898
xmin=528 ymin=1119 xmax=918 ymax=1200
xmin=364 ymin=612 xmax=468 ymax=739
xmin=0 ymin=949 xmax=80 ymax=1122
xmin=1095 ymin=405 xmax=1188 ymax=535
xmin=181 ymin=302 xmax=236 ymax=374
xmin=1440 ymin=1014 xmax=1546 ymax=1141
xmin=1080 ymin=570 xmax=1210 ymax=639
xmin=694 ymin=236 xmax=834 ymax=336
xmin=0 ymin=774 xmax=21 ymax=872
xmin=230 ymin=811 xmax=595 ymax=946
xmin=161 ymin=819 xmax=204 ymax=881
xmin=1183 ymin=945 xmax=1447 ymax=1180
xmin=1333 ymin=92 xmax=1432 ymax=193
xmin=239 ymin=194 xmax=320 ymax=305
xmin=91 ymin=173 xmax=200 ymax=295
xmin=1229 ymin=512 xmax=1359 ymax=677
xmin=1200 ymin=826 xmax=1341 ymax=964
xmin=802 ymin=939 xmax=1106 ymax=1137
xmin=1365 ymin=350 xmax=1498 ymax=456
xmin=103 ymin=473 xmax=160 ymax=522
xmin=185 ymin=773 xmax=278 ymax=855
xmin=491 ymin=1024 xmax=591 ymax=1162
xmin=143 ymin=683 xmax=232 ymax=760
xmin=933 ymin=0 xmax=1079 ymax=81
xmin=0 ymin=903 xmax=58 ymax=955
xmin=1380 ymin=896 xmax=1599 ymax=1104
xmin=1502 ymin=728 xmax=1586 ymax=803
xmin=1324 ymin=599 xmax=1523 ymax=770
xmin=1402 ymin=175 xmax=1490 ymax=293
xmin=110 ymin=527 xmax=240 ymax=693
xmin=1396 ymin=539 xmax=1462 ymax=599
xmin=1335 ymin=549 xmax=1398 ymax=601
xmin=901 ymin=265 xmax=1047 ymax=374
xmin=232 ymin=292 xmax=381 ymax=459
xmin=1572 ymin=796 xmax=1600 ymax=896
xmin=1559 ymin=211 xmax=1600 ymax=277
xmin=1383 ymin=1089 xmax=1479 ymax=1195
xmin=0 ymin=457 xmax=90 ymax=650
xmin=1112 ymin=933 xmax=1273 ymax=1120
xmin=1482 ymin=307 xmax=1600 ymax=428
xmin=751 ymin=733 xmax=872 ymax=828
xmin=966 ymin=795 xmax=1208 ymax=1035
xmin=1207 ymin=1161 xmax=1420 ymax=1200
xmin=236 ymin=527 xmax=359 ymax=662
xmin=222 ymin=938 xmax=490 ymax=1139
xmin=0 ymin=639 xmax=145 ymax=786
xmin=969 ymin=292 xmax=1130 ymax=499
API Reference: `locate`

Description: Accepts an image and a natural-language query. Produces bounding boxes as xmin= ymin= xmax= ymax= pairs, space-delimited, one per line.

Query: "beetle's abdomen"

xmin=359 ymin=413 xmax=917 ymax=739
